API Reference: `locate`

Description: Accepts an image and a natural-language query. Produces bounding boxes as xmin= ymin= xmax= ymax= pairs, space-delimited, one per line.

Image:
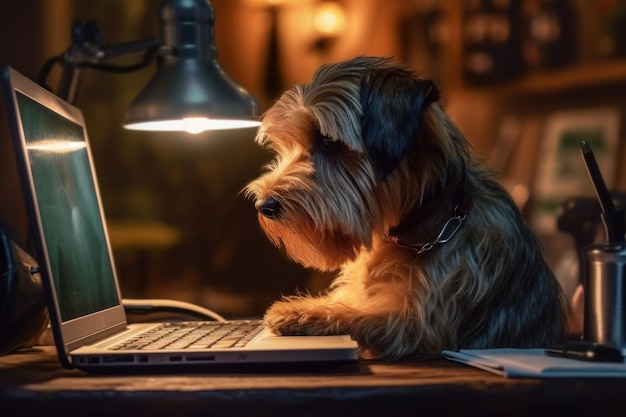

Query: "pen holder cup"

xmin=583 ymin=242 xmax=626 ymax=355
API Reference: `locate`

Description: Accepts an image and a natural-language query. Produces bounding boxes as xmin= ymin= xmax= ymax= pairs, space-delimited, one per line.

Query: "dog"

xmin=244 ymin=56 xmax=567 ymax=360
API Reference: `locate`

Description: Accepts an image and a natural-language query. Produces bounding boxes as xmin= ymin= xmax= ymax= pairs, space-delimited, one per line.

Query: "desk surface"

xmin=1 ymin=346 xmax=624 ymax=417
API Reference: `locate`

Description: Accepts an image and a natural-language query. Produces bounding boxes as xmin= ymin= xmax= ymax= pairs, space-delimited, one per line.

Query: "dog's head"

xmin=244 ymin=56 xmax=468 ymax=271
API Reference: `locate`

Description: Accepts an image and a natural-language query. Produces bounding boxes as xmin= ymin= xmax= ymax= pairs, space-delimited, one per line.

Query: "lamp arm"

xmin=39 ymin=19 xmax=159 ymax=104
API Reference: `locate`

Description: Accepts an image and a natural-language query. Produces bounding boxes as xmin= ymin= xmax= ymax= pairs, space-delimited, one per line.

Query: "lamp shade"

xmin=124 ymin=0 xmax=260 ymax=133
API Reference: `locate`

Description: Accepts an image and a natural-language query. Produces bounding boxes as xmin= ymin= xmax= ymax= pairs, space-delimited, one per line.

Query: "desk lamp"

xmin=38 ymin=0 xmax=260 ymax=134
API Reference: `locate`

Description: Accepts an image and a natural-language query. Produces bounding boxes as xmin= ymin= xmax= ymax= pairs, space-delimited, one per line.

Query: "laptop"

xmin=0 ymin=66 xmax=358 ymax=372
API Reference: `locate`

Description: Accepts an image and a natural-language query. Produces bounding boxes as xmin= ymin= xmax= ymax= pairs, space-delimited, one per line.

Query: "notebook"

xmin=1 ymin=66 xmax=358 ymax=372
xmin=442 ymin=349 xmax=626 ymax=378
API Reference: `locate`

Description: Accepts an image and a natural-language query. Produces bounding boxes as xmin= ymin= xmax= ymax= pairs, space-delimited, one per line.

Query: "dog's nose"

xmin=255 ymin=197 xmax=282 ymax=219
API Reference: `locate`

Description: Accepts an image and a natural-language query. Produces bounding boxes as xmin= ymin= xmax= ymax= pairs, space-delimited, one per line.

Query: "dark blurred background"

xmin=2 ymin=0 xmax=626 ymax=326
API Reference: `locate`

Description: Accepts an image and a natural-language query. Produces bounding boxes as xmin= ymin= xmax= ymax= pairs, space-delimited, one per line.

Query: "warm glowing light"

xmin=314 ymin=2 xmax=346 ymax=37
xmin=26 ymin=140 xmax=87 ymax=153
xmin=242 ymin=0 xmax=299 ymax=6
xmin=124 ymin=117 xmax=261 ymax=134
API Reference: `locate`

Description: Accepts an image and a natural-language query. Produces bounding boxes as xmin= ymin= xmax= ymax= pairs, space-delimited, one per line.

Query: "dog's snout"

xmin=255 ymin=197 xmax=282 ymax=219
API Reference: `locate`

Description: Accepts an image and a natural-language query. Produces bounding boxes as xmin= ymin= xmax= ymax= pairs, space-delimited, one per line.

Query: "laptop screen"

xmin=15 ymin=91 xmax=118 ymax=321
xmin=3 ymin=67 xmax=127 ymax=361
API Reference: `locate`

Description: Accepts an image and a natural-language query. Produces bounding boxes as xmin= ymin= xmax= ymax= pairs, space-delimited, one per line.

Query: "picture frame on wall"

xmin=531 ymin=107 xmax=621 ymax=233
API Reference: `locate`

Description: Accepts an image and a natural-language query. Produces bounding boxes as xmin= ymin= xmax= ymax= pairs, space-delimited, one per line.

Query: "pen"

xmin=579 ymin=141 xmax=625 ymax=242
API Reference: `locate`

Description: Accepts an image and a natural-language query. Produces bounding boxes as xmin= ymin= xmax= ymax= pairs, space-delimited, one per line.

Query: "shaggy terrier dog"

xmin=244 ymin=56 xmax=567 ymax=360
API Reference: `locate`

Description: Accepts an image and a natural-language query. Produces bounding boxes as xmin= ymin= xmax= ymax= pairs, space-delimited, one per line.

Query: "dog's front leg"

xmin=264 ymin=289 xmax=429 ymax=360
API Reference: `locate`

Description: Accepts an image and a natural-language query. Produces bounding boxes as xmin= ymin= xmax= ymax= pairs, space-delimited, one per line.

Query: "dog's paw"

xmin=263 ymin=297 xmax=427 ymax=360
xmin=263 ymin=297 xmax=339 ymax=336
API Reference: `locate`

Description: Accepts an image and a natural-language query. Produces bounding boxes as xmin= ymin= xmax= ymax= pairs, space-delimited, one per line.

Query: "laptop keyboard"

xmin=111 ymin=321 xmax=264 ymax=351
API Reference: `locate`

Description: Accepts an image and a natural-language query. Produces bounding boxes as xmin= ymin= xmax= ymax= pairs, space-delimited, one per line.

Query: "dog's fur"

xmin=244 ymin=56 xmax=567 ymax=360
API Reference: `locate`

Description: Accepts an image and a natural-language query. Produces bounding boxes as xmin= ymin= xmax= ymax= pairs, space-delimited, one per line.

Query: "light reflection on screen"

xmin=26 ymin=140 xmax=87 ymax=152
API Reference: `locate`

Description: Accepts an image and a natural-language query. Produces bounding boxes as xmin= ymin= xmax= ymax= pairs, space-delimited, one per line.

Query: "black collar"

xmin=385 ymin=167 xmax=471 ymax=254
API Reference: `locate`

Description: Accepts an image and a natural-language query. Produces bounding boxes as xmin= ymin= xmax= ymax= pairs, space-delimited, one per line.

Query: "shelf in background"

xmin=465 ymin=59 xmax=626 ymax=98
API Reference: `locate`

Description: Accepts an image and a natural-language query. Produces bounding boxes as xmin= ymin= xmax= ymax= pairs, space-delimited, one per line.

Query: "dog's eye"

xmin=319 ymin=135 xmax=337 ymax=152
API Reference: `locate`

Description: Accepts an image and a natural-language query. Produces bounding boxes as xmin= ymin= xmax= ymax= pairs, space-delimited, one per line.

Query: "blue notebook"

xmin=442 ymin=349 xmax=626 ymax=378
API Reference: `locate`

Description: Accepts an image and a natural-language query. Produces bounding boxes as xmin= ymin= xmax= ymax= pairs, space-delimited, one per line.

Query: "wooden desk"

xmin=1 ymin=346 xmax=624 ymax=417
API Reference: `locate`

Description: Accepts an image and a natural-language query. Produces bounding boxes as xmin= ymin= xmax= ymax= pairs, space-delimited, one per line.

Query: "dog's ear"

xmin=360 ymin=67 xmax=439 ymax=180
